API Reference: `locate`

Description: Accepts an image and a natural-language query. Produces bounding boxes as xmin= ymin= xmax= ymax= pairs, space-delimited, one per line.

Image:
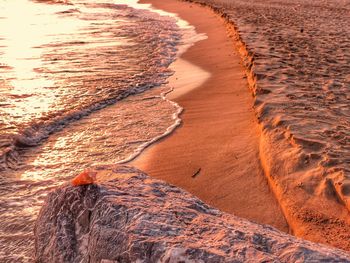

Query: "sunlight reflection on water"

xmin=0 ymin=0 xmax=79 ymax=121
xmin=0 ymin=0 xmax=187 ymax=261
xmin=0 ymin=0 xmax=135 ymax=123
xmin=0 ymin=0 xmax=208 ymax=260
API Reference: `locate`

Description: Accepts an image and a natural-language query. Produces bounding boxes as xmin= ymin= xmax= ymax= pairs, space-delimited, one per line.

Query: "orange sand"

xmin=132 ymin=0 xmax=288 ymax=232
xmin=181 ymin=0 xmax=350 ymax=251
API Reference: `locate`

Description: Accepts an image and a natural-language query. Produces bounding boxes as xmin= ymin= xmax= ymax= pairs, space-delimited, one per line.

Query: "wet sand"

xmin=132 ymin=0 xmax=288 ymax=232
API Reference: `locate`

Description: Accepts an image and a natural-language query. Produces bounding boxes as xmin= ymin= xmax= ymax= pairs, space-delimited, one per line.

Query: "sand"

xmin=132 ymin=0 xmax=288 ymax=232
xmin=181 ymin=0 xmax=350 ymax=251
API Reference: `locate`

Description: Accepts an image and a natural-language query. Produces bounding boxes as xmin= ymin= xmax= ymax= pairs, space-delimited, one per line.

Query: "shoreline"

xmin=131 ymin=0 xmax=288 ymax=232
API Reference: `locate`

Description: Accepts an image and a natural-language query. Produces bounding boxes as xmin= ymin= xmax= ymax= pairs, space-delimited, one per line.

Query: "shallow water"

xmin=0 ymin=0 xmax=203 ymax=261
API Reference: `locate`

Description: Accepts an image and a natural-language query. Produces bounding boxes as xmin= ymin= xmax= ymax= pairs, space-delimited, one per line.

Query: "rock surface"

xmin=35 ymin=165 xmax=350 ymax=262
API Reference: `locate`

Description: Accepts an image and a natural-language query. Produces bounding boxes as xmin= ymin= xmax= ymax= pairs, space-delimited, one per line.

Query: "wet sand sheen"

xmin=132 ymin=0 xmax=289 ymax=232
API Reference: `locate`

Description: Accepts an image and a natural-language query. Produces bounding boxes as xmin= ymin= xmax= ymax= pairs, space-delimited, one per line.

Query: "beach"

xmin=1 ymin=0 xmax=350 ymax=260
xmin=132 ymin=0 xmax=288 ymax=232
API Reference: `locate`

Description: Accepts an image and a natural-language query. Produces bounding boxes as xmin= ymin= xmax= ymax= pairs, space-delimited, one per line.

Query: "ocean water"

xmin=0 ymin=0 xmax=203 ymax=261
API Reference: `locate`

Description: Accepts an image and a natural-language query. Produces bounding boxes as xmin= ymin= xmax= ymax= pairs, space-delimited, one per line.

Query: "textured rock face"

xmin=35 ymin=165 xmax=350 ymax=262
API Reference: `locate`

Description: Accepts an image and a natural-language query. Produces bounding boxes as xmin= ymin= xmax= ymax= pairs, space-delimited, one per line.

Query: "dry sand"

xmin=132 ymin=0 xmax=289 ymax=232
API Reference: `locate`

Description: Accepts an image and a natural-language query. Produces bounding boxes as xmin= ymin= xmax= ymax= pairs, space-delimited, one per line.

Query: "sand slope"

xmin=132 ymin=0 xmax=288 ymax=232
xmin=184 ymin=0 xmax=350 ymax=250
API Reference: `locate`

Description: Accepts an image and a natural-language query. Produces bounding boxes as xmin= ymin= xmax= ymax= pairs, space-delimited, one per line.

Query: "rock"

xmin=35 ymin=165 xmax=350 ymax=262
